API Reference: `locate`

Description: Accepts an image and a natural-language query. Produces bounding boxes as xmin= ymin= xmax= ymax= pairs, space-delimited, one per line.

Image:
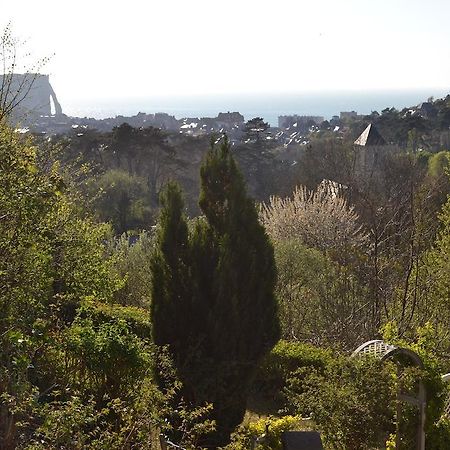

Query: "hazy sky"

xmin=2 ymin=0 xmax=450 ymax=102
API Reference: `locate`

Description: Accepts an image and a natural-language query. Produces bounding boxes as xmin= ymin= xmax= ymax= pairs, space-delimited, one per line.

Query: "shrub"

xmin=109 ymin=231 xmax=154 ymax=308
xmin=273 ymin=239 xmax=370 ymax=347
xmin=254 ymin=341 xmax=332 ymax=402
xmin=228 ymin=415 xmax=302 ymax=450
xmin=285 ymin=356 xmax=396 ymax=450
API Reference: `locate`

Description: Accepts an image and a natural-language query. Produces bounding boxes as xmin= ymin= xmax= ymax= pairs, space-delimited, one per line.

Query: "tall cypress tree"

xmin=150 ymin=181 xmax=191 ymax=359
xmin=151 ymin=138 xmax=279 ymax=447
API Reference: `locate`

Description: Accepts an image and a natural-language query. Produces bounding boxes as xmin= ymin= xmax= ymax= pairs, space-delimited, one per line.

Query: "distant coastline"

xmin=61 ymin=89 xmax=449 ymax=126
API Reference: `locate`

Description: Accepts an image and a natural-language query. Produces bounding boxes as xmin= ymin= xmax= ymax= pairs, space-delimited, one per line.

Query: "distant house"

xmin=216 ymin=111 xmax=244 ymax=127
xmin=354 ymin=123 xmax=386 ymax=146
xmin=278 ymin=115 xmax=324 ymax=130
xmin=353 ymin=123 xmax=391 ymax=177
xmin=340 ymin=111 xmax=359 ymax=121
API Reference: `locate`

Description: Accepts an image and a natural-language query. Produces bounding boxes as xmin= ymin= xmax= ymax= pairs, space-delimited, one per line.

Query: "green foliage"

xmin=428 ymin=195 xmax=450 ymax=315
xmin=154 ymin=347 xmax=216 ymax=449
xmin=151 ymin=137 xmax=279 ymax=447
xmin=254 ymin=341 xmax=408 ymax=450
xmin=150 ymin=182 xmax=190 ymax=359
xmin=63 ymin=314 xmax=151 ymax=397
xmin=255 ymin=339 xmax=450 ymax=450
xmin=89 ymin=169 xmax=153 ymax=234
xmin=78 ymin=298 xmax=151 ymax=338
xmin=285 ymin=356 xmax=397 ymax=450
xmin=381 ymin=321 xmax=450 ymax=449
xmin=407 ymin=192 xmax=450 ymax=353
xmin=197 ymin=137 xmax=279 ymax=363
xmin=23 ymin=365 xmax=202 ymax=449
xmin=2 ymin=81 xmax=450 ymax=449
xmin=427 ymin=150 xmax=450 ymax=179
xmin=228 ymin=415 xmax=302 ymax=450
xmin=254 ymin=340 xmax=332 ymax=405
xmin=109 ymin=231 xmax=154 ymax=308
xmin=0 ymin=124 xmax=116 ymax=447
xmin=24 ymin=395 xmax=123 ymax=449
xmin=273 ymin=239 xmax=369 ymax=347
xmin=22 ymin=330 xmax=214 ymax=449
xmin=0 ymin=123 xmax=174 ymax=449
xmin=243 ymin=117 xmax=269 ymax=144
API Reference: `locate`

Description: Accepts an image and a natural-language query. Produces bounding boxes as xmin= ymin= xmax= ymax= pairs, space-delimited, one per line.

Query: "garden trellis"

xmin=352 ymin=340 xmax=426 ymax=450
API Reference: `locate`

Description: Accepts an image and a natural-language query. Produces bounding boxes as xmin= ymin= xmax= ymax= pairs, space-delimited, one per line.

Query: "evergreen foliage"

xmin=151 ymin=137 xmax=279 ymax=447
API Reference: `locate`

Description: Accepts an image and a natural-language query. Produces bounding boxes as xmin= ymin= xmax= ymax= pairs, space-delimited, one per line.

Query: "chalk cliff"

xmin=0 ymin=73 xmax=62 ymax=117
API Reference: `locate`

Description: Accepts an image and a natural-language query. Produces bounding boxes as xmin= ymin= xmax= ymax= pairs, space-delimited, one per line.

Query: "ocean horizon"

xmin=61 ymin=89 xmax=449 ymax=127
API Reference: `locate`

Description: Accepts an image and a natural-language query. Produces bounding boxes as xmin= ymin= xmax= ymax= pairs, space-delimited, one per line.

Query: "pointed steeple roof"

xmin=354 ymin=123 xmax=386 ymax=146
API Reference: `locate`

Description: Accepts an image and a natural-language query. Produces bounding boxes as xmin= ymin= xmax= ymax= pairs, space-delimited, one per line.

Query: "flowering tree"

xmin=260 ymin=183 xmax=368 ymax=251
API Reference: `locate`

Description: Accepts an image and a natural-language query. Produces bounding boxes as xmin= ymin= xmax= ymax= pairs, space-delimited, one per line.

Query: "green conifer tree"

xmin=151 ymin=138 xmax=279 ymax=447
xmin=150 ymin=181 xmax=191 ymax=358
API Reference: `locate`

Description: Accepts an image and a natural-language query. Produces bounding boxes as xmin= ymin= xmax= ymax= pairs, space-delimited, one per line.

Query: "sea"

xmin=62 ymin=89 xmax=449 ymax=127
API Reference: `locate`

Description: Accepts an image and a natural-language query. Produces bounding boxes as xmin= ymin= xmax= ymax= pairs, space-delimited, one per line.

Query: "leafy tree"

xmin=0 ymin=122 xmax=185 ymax=449
xmin=0 ymin=124 xmax=60 ymax=448
xmin=285 ymin=356 xmax=396 ymax=450
xmin=437 ymin=105 xmax=450 ymax=130
xmin=90 ymin=169 xmax=153 ymax=234
xmin=110 ymin=124 xmax=176 ymax=206
xmin=0 ymin=123 xmax=123 ymax=447
xmin=232 ymin=142 xmax=287 ymax=202
xmin=427 ymin=151 xmax=450 ymax=180
xmin=150 ymin=181 xmax=191 ymax=358
xmin=243 ymin=117 xmax=269 ymax=144
xmin=293 ymin=138 xmax=354 ymax=190
xmin=151 ymin=138 xmax=279 ymax=447
xmin=273 ymin=239 xmax=370 ymax=347
xmin=431 ymin=195 xmax=450 ymax=314
xmin=112 ymin=122 xmax=135 ymax=173
xmin=109 ymin=231 xmax=155 ymax=308
xmin=415 ymin=194 xmax=450 ymax=351
xmin=134 ymin=126 xmax=175 ymax=206
xmin=261 ymin=184 xmax=368 ymax=253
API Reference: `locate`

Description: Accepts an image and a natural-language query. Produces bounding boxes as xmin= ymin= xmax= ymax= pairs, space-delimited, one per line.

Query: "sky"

xmin=2 ymin=0 xmax=450 ymax=104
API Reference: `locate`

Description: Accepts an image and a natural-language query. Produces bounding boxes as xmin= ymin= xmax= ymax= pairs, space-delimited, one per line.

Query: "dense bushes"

xmin=109 ymin=231 xmax=154 ymax=308
xmin=381 ymin=322 xmax=450 ymax=449
xmin=253 ymin=341 xmax=395 ymax=448
xmin=273 ymin=240 xmax=369 ymax=347
xmin=0 ymin=123 xmax=210 ymax=449
xmin=254 ymin=341 xmax=332 ymax=401
xmin=285 ymin=357 xmax=396 ymax=449
xmin=253 ymin=337 xmax=450 ymax=450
